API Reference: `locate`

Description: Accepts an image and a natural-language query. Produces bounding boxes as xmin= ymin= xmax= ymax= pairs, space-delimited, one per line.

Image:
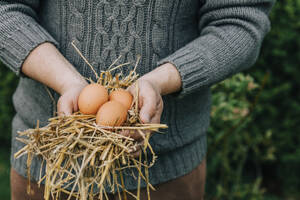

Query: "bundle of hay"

xmin=14 ymin=44 xmax=167 ymax=200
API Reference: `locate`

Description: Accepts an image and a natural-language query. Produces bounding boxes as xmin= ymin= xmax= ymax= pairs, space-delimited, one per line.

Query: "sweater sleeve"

xmin=158 ymin=0 xmax=275 ymax=98
xmin=0 ymin=1 xmax=58 ymax=76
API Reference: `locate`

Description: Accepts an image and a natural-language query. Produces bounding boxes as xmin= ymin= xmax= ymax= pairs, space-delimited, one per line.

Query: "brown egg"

xmin=96 ymin=101 xmax=127 ymax=127
xmin=109 ymin=89 xmax=133 ymax=110
xmin=78 ymin=84 xmax=108 ymax=115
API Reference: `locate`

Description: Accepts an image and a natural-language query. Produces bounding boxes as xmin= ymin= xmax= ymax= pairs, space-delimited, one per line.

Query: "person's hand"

xmin=57 ymin=82 xmax=88 ymax=116
xmin=122 ymin=78 xmax=164 ymax=157
xmin=21 ymin=42 xmax=89 ymax=116
xmin=121 ymin=63 xmax=182 ymax=157
xmin=130 ymin=79 xmax=164 ymax=126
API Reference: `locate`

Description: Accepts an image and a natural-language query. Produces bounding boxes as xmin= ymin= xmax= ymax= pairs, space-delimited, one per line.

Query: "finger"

xmin=57 ymin=97 xmax=72 ymax=116
xmin=127 ymin=130 xmax=145 ymax=141
xmin=120 ymin=128 xmax=145 ymax=141
xmin=127 ymin=84 xmax=144 ymax=109
xmin=150 ymin=112 xmax=161 ymax=124
xmin=128 ymin=141 xmax=144 ymax=158
xmin=126 ymin=84 xmax=138 ymax=99
xmin=119 ymin=130 xmax=130 ymax=137
xmin=139 ymin=94 xmax=156 ymax=123
xmin=150 ymin=101 xmax=163 ymax=124
xmin=127 ymin=81 xmax=156 ymax=123
xmin=72 ymin=98 xmax=79 ymax=112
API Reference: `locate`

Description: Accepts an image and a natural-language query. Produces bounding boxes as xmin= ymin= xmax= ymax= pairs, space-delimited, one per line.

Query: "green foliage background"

xmin=0 ymin=0 xmax=299 ymax=199
xmin=206 ymin=1 xmax=300 ymax=199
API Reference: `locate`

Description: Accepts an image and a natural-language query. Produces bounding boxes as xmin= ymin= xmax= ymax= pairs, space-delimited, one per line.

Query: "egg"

xmin=96 ymin=101 xmax=127 ymax=127
xmin=109 ymin=89 xmax=133 ymax=110
xmin=78 ymin=84 xmax=108 ymax=115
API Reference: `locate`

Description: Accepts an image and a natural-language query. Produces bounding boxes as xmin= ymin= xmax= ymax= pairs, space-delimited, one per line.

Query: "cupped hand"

xmin=123 ymin=78 xmax=164 ymax=157
xmin=130 ymin=79 xmax=163 ymax=125
xmin=57 ymin=82 xmax=88 ymax=116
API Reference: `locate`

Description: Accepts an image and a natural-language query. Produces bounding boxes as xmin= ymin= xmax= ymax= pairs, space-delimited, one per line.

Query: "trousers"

xmin=11 ymin=158 xmax=206 ymax=200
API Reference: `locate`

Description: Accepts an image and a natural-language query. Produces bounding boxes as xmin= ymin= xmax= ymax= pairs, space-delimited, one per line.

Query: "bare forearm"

xmin=140 ymin=63 xmax=182 ymax=95
xmin=22 ymin=42 xmax=87 ymax=95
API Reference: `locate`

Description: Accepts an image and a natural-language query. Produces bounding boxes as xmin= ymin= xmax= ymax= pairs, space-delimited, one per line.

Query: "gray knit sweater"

xmin=0 ymin=0 xmax=274 ymax=190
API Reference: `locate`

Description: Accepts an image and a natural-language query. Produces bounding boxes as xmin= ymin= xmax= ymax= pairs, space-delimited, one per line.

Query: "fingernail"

xmin=141 ymin=115 xmax=150 ymax=123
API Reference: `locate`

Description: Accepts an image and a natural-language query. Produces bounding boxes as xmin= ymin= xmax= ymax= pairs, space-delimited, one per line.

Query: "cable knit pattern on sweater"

xmin=0 ymin=0 xmax=275 ymax=190
xmin=91 ymin=0 xmax=146 ymax=72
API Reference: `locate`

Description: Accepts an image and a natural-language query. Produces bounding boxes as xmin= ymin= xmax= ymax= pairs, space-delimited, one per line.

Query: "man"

xmin=0 ymin=0 xmax=274 ymax=199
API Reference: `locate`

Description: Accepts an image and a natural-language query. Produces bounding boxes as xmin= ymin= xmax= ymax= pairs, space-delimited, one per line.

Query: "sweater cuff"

xmin=0 ymin=18 xmax=58 ymax=76
xmin=157 ymin=43 xmax=210 ymax=98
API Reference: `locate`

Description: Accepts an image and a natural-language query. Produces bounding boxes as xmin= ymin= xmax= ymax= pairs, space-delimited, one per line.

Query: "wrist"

xmin=140 ymin=63 xmax=182 ymax=95
xmin=60 ymin=76 xmax=88 ymax=95
xmin=22 ymin=42 xmax=88 ymax=95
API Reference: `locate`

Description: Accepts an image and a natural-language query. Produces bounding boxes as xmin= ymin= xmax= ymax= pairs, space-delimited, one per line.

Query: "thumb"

xmin=57 ymin=96 xmax=73 ymax=116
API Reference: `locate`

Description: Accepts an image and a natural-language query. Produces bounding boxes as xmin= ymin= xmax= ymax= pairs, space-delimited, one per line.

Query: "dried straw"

xmin=14 ymin=45 xmax=167 ymax=200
